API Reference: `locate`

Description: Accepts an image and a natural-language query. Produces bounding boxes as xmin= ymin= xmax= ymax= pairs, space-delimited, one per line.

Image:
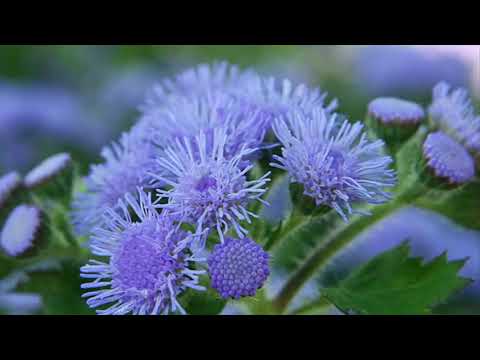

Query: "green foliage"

xmin=271 ymin=210 xmax=341 ymax=271
xmin=414 ymin=179 xmax=480 ymax=231
xmin=395 ymin=125 xmax=428 ymax=186
xmin=322 ymin=242 xmax=471 ymax=315
xmin=290 ymin=296 xmax=333 ymax=315
xmin=15 ymin=260 xmax=94 ymax=315
xmin=239 ymin=288 xmax=278 ymax=315
xmin=182 ymin=277 xmax=227 ymax=315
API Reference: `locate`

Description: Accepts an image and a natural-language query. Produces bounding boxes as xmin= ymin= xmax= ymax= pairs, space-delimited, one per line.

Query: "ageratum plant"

xmin=1 ymin=61 xmax=479 ymax=315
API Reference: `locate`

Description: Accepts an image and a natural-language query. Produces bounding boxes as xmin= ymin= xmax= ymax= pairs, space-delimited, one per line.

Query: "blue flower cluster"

xmin=75 ymin=61 xmax=399 ymax=315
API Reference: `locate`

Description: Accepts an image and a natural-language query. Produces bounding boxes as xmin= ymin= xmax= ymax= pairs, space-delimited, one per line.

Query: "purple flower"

xmin=71 ymin=131 xmax=159 ymax=236
xmin=80 ymin=190 xmax=206 ymax=315
xmin=153 ymin=128 xmax=271 ymax=242
xmin=1 ymin=204 xmax=42 ymax=257
xmin=272 ymin=107 xmax=396 ymax=221
xmin=353 ymin=45 xmax=470 ymax=96
xmin=139 ymin=94 xmax=271 ymax=161
xmin=428 ymin=82 xmax=480 ymax=156
xmin=368 ymin=97 xmax=425 ymax=125
xmin=423 ymin=131 xmax=475 ymax=185
xmin=234 ymin=75 xmax=338 ymax=119
xmin=0 ymin=81 xmax=111 ymax=171
xmin=208 ymin=237 xmax=270 ymax=299
xmin=138 ymin=61 xmax=336 ymax=156
xmin=141 ymin=61 xmax=259 ymax=111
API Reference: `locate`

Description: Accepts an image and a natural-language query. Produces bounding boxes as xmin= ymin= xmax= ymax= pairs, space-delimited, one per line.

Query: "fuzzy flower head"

xmin=208 ymin=237 xmax=270 ymax=299
xmin=80 ymin=190 xmax=206 ymax=315
xmin=72 ymin=131 xmax=159 ymax=236
xmin=139 ymin=94 xmax=270 ymax=160
xmin=368 ymin=97 xmax=425 ymax=125
xmin=428 ymin=82 xmax=480 ymax=155
xmin=140 ymin=61 xmax=337 ymax=149
xmin=1 ymin=204 xmax=42 ymax=257
xmin=0 ymin=172 xmax=21 ymax=209
xmin=142 ymin=61 xmax=259 ymax=112
xmin=423 ymin=131 xmax=475 ymax=185
xmin=272 ymin=108 xmax=396 ymax=221
xmin=154 ymin=128 xmax=271 ymax=242
xmin=236 ymin=75 xmax=338 ymax=120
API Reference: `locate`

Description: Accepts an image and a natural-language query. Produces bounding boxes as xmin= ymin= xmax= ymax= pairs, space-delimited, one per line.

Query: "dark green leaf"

xmin=181 ymin=277 xmax=227 ymax=315
xmin=415 ymin=179 xmax=480 ymax=230
xmin=323 ymin=242 xmax=471 ymax=315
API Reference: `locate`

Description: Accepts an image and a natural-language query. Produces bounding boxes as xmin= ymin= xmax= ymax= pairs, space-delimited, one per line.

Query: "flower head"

xmin=24 ymin=153 xmax=71 ymax=188
xmin=139 ymin=94 xmax=270 ymax=160
xmin=236 ymin=75 xmax=338 ymax=119
xmin=368 ymin=97 xmax=425 ymax=125
xmin=208 ymin=237 xmax=270 ymax=299
xmin=1 ymin=204 xmax=42 ymax=257
xmin=272 ymin=108 xmax=396 ymax=221
xmin=423 ymin=131 xmax=475 ymax=185
xmin=142 ymin=61 xmax=258 ymax=111
xmin=71 ymin=131 xmax=159 ymax=236
xmin=80 ymin=190 xmax=206 ymax=315
xmin=0 ymin=172 xmax=21 ymax=209
xmin=428 ymin=82 xmax=480 ymax=155
xmin=154 ymin=128 xmax=271 ymax=242
xmin=139 ymin=61 xmax=336 ymax=152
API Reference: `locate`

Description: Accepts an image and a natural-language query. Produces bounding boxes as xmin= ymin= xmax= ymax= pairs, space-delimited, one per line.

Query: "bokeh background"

xmin=1 ymin=45 xmax=479 ymax=314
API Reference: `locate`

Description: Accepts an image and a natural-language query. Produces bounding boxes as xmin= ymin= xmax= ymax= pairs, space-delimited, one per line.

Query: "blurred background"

xmin=1 ymin=45 xmax=479 ymax=314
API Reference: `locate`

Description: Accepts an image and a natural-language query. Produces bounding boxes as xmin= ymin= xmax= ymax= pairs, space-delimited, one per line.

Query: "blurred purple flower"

xmin=353 ymin=46 xmax=470 ymax=96
xmin=0 ymin=81 xmax=112 ymax=171
xmin=0 ymin=270 xmax=42 ymax=315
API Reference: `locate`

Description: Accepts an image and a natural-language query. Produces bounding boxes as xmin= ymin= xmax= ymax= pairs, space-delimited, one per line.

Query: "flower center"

xmin=195 ymin=175 xmax=217 ymax=192
xmin=112 ymin=234 xmax=178 ymax=292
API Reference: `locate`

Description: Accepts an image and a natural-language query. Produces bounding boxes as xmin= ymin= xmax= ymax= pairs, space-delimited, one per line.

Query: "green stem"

xmin=272 ymin=181 xmax=425 ymax=313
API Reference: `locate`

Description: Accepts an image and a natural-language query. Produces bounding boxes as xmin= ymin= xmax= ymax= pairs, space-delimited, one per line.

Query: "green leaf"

xmin=271 ymin=209 xmax=342 ymax=271
xmin=395 ymin=125 xmax=428 ymax=185
xmin=414 ymin=179 xmax=480 ymax=230
xmin=290 ymin=295 xmax=334 ymax=315
xmin=181 ymin=277 xmax=227 ymax=315
xmin=238 ymin=287 xmax=278 ymax=315
xmin=322 ymin=242 xmax=472 ymax=315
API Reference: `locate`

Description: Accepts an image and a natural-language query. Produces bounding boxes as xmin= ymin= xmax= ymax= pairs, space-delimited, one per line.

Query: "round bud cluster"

xmin=208 ymin=237 xmax=270 ymax=299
